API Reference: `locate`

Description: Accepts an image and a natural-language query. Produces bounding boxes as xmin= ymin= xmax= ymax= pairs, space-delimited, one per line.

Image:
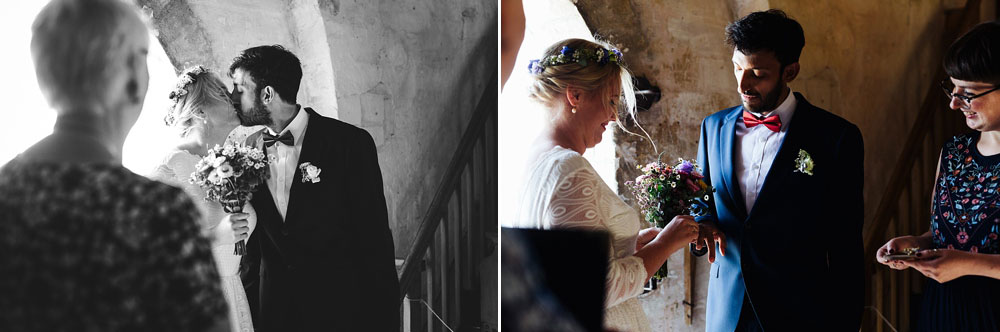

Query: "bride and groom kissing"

xmin=154 ymin=45 xmax=400 ymax=331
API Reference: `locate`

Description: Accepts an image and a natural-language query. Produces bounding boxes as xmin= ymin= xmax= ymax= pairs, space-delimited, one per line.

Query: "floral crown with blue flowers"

xmin=528 ymin=45 xmax=624 ymax=75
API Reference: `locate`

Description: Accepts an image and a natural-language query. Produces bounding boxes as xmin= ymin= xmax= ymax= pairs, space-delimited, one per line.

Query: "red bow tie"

xmin=742 ymin=111 xmax=781 ymax=132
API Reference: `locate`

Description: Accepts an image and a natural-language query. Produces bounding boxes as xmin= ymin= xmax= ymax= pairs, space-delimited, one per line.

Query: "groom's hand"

xmin=694 ymin=222 xmax=726 ymax=263
xmin=227 ymin=213 xmax=250 ymax=242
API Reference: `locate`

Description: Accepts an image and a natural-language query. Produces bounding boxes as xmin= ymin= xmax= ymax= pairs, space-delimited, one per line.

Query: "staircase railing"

xmin=397 ymin=72 xmax=497 ymax=332
xmin=861 ymin=1 xmax=982 ymax=330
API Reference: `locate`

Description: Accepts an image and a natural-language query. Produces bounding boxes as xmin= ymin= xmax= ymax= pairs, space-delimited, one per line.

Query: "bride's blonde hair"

xmin=528 ymin=38 xmax=655 ymax=151
xmin=164 ymin=67 xmax=230 ymax=137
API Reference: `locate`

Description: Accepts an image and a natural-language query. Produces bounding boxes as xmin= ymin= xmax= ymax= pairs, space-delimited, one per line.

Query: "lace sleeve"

xmin=148 ymin=163 xmax=177 ymax=184
xmin=545 ymin=168 xmax=647 ymax=308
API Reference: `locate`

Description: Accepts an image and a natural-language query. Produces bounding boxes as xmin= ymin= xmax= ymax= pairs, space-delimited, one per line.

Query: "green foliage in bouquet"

xmin=626 ymin=158 xmax=714 ymax=280
xmin=626 ymin=159 xmax=714 ymax=228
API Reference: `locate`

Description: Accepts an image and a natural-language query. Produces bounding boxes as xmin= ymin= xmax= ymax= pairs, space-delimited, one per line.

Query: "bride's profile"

xmin=510 ymin=38 xmax=701 ymax=332
xmin=149 ymin=66 xmax=257 ymax=332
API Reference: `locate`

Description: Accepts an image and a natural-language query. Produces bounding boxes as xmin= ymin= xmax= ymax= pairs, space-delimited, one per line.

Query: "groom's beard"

xmin=237 ymin=99 xmax=274 ymax=126
xmin=743 ymin=81 xmax=786 ymax=114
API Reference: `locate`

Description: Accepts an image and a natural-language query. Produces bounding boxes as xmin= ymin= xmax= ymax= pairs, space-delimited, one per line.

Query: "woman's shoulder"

xmin=0 ymin=159 xmax=190 ymax=209
xmin=149 ymin=149 xmax=201 ymax=182
xmin=539 ymin=146 xmax=596 ymax=177
xmin=166 ymin=149 xmax=201 ymax=164
xmin=943 ymin=132 xmax=977 ymax=153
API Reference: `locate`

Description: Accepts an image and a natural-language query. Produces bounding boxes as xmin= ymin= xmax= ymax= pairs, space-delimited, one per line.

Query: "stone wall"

xmin=136 ymin=0 xmax=497 ymax=259
xmin=573 ymin=0 xmax=994 ymax=330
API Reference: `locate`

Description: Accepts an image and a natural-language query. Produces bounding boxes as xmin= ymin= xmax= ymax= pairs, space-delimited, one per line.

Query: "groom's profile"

xmin=693 ymin=10 xmax=864 ymax=332
xmin=230 ymin=45 xmax=400 ymax=331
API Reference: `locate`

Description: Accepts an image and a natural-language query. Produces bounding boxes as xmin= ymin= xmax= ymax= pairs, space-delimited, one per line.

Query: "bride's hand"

xmin=657 ymin=215 xmax=700 ymax=251
xmin=636 ymin=227 xmax=661 ymax=251
xmin=227 ymin=212 xmax=250 ymax=243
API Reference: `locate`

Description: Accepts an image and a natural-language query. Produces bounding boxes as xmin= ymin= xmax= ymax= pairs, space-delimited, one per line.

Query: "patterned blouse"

xmin=511 ymin=146 xmax=650 ymax=332
xmin=931 ymin=132 xmax=1000 ymax=254
xmin=0 ymin=159 xmax=228 ymax=331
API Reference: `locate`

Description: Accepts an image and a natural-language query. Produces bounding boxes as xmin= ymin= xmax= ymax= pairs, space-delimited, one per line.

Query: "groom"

xmin=230 ymin=45 xmax=400 ymax=331
xmin=693 ymin=10 xmax=864 ymax=331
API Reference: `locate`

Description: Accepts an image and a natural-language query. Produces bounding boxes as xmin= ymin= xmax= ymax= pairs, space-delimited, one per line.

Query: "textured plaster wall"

xmin=137 ymin=0 xmax=497 ymax=259
xmin=316 ymin=0 xmax=496 ymax=257
xmin=572 ymin=0 xmax=971 ymax=330
xmin=139 ymin=0 xmax=332 ymax=113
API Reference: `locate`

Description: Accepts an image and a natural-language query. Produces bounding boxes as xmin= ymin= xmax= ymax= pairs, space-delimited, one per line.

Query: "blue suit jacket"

xmin=697 ymin=93 xmax=864 ymax=331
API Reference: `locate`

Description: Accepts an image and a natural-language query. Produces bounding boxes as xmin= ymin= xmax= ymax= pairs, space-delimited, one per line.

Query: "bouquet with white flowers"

xmin=191 ymin=143 xmax=270 ymax=255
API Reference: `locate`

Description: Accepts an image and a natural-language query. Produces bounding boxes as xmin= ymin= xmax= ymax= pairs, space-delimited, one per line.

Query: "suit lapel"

xmin=720 ymin=107 xmax=748 ymax=219
xmin=747 ymin=93 xmax=813 ymax=219
xmin=283 ymin=108 xmax=323 ymax=228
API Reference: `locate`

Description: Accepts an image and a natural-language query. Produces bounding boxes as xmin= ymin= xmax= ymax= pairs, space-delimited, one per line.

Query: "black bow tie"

xmin=263 ymin=131 xmax=294 ymax=147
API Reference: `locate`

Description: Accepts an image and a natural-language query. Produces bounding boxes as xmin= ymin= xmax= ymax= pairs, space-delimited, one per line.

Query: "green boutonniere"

xmin=794 ymin=149 xmax=815 ymax=176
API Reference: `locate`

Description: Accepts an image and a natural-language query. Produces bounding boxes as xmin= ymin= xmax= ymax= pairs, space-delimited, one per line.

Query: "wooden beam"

xmin=684 ymin=252 xmax=694 ymax=325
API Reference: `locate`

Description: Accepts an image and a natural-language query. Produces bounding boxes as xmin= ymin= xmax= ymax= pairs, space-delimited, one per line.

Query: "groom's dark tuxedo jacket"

xmin=240 ymin=108 xmax=400 ymax=331
xmin=697 ymin=93 xmax=863 ymax=331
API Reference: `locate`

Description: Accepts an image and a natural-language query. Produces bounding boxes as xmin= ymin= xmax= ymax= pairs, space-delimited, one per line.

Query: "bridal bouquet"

xmin=626 ymin=158 xmax=714 ymax=279
xmin=190 ymin=143 xmax=270 ymax=255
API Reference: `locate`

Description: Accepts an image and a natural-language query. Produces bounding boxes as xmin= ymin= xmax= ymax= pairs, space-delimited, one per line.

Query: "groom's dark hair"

xmin=725 ymin=9 xmax=805 ymax=68
xmin=944 ymin=21 xmax=1000 ymax=85
xmin=229 ymin=45 xmax=302 ymax=104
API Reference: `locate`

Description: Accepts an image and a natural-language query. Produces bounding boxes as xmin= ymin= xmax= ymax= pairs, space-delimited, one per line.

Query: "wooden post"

xmin=684 ymin=251 xmax=694 ymax=325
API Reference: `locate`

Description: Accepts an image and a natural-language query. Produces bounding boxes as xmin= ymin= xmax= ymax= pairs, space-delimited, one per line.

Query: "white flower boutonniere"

xmin=299 ymin=162 xmax=322 ymax=183
xmin=794 ymin=149 xmax=815 ymax=176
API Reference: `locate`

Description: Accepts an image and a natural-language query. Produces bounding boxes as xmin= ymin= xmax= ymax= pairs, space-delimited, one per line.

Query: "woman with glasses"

xmin=876 ymin=21 xmax=1000 ymax=331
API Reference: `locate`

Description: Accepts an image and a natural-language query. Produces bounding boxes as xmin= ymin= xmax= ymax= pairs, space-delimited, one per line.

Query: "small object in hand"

xmin=690 ymin=243 xmax=708 ymax=257
xmin=884 ymin=247 xmax=921 ymax=261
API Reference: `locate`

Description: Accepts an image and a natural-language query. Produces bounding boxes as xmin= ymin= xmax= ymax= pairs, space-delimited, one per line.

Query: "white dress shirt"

xmin=735 ymin=90 xmax=796 ymax=213
xmin=266 ymin=106 xmax=308 ymax=221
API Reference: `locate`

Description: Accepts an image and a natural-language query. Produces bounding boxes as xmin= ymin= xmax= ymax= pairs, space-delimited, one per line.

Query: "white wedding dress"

xmin=150 ymin=149 xmax=257 ymax=332
xmin=511 ymin=146 xmax=651 ymax=332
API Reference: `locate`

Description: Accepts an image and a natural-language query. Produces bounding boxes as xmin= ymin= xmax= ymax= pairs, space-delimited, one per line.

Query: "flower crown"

xmin=168 ymin=66 xmax=209 ymax=102
xmin=164 ymin=65 xmax=209 ymax=126
xmin=528 ymin=45 xmax=624 ymax=75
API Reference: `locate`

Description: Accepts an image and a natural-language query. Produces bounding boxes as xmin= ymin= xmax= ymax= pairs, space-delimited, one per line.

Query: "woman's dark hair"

xmin=229 ymin=45 xmax=303 ymax=103
xmin=725 ymin=9 xmax=805 ymax=68
xmin=944 ymin=21 xmax=1000 ymax=85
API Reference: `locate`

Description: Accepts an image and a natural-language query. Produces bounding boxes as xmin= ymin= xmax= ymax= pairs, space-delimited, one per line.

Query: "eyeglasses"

xmin=941 ymin=80 xmax=1000 ymax=109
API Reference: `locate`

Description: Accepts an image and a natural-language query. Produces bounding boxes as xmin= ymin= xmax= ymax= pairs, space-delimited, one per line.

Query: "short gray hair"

xmin=31 ymin=0 xmax=148 ymax=110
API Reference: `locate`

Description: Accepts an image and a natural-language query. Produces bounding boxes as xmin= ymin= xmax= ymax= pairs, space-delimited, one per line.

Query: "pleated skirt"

xmin=917 ymin=275 xmax=1000 ymax=332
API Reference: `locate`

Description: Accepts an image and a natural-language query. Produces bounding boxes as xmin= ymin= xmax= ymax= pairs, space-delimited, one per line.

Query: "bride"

xmin=150 ymin=66 xmax=257 ymax=332
xmin=512 ymin=38 xmax=701 ymax=332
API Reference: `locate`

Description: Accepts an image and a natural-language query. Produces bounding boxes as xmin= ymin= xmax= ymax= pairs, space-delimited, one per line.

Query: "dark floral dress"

xmin=0 ymin=158 xmax=228 ymax=331
xmin=919 ymin=132 xmax=1000 ymax=331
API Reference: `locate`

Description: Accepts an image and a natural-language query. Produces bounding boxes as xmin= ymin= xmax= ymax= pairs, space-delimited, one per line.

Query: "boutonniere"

xmin=794 ymin=149 xmax=815 ymax=176
xmin=299 ymin=162 xmax=322 ymax=183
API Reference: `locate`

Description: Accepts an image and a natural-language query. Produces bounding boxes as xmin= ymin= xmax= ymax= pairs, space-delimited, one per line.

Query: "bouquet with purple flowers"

xmin=626 ymin=158 xmax=714 ymax=279
xmin=190 ymin=143 xmax=270 ymax=255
